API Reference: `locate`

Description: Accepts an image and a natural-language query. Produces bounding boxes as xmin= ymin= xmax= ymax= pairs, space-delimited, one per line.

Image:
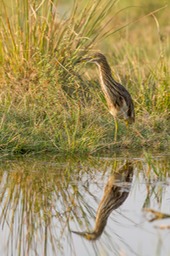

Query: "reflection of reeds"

xmin=0 ymin=155 xmax=169 ymax=255
xmin=72 ymin=162 xmax=133 ymax=240
xmin=141 ymin=152 xmax=170 ymax=209
xmin=0 ymin=156 xmax=121 ymax=255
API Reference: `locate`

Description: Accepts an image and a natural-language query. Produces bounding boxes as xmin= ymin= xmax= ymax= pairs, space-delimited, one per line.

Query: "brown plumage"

xmin=71 ymin=162 xmax=133 ymax=240
xmin=78 ymin=52 xmax=135 ymax=140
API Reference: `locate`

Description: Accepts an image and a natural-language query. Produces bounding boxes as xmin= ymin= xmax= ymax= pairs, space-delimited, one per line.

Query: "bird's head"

xmin=76 ymin=52 xmax=107 ymax=65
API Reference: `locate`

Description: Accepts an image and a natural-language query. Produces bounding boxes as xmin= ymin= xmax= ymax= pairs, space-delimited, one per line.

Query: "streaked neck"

xmin=96 ymin=60 xmax=113 ymax=84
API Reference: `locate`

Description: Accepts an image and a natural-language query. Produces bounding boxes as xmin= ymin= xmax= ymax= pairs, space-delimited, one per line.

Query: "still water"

xmin=0 ymin=151 xmax=169 ymax=256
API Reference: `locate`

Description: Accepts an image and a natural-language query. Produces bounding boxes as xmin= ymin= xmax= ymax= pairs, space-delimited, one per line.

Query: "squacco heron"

xmin=78 ymin=52 xmax=135 ymax=141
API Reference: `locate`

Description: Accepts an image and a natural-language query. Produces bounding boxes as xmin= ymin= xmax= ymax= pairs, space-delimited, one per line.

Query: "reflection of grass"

xmin=0 ymin=0 xmax=170 ymax=154
xmin=133 ymin=151 xmax=170 ymax=211
xmin=0 ymin=154 xmax=169 ymax=255
xmin=0 ymin=156 xmax=109 ymax=255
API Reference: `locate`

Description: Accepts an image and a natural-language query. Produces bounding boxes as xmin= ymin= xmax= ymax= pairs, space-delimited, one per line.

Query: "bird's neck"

xmin=97 ymin=60 xmax=113 ymax=85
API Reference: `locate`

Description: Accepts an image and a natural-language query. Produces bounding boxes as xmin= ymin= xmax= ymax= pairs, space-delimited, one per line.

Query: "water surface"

xmin=0 ymin=152 xmax=169 ymax=256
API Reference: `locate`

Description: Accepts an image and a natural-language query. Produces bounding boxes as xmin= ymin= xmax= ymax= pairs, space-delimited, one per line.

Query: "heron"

xmin=77 ymin=52 xmax=135 ymax=141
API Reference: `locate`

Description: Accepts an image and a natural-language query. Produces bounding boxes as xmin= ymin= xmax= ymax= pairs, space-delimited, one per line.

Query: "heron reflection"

xmin=72 ymin=161 xmax=133 ymax=240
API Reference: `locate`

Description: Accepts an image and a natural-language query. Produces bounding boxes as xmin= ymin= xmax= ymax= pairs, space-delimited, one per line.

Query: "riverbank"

xmin=0 ymin=0 xmax=169 ymax=155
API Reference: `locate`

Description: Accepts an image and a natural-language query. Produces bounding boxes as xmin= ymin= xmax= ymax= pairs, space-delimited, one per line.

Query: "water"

xmin=0 ymin=152 xmax=169 ymax=256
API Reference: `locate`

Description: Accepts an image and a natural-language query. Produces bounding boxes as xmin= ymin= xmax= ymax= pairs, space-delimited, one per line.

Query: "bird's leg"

xmin=125 ymin=120 xmax=129 ymax=128
xmin=114 ymin=118 xmax=118 ymax=141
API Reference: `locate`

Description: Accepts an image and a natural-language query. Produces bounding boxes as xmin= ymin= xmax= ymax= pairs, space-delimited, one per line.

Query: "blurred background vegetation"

xmin=0 ymin=0 xmax=169 ymax=155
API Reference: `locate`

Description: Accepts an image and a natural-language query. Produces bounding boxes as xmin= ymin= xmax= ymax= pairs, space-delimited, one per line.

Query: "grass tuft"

xmin=0 ymin=0 xmax=169 ymax=155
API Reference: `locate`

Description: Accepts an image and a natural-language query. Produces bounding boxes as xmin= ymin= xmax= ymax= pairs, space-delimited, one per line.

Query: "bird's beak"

xmin=71 ymin=230 xmax=97 ymax=240
xmin=75 ymin=57 xmax=92 ymax=64
xmin=71 ymin=230 xmax=84 ymax=235
xmin=80 ymin=57 xmax=91 ymax=62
